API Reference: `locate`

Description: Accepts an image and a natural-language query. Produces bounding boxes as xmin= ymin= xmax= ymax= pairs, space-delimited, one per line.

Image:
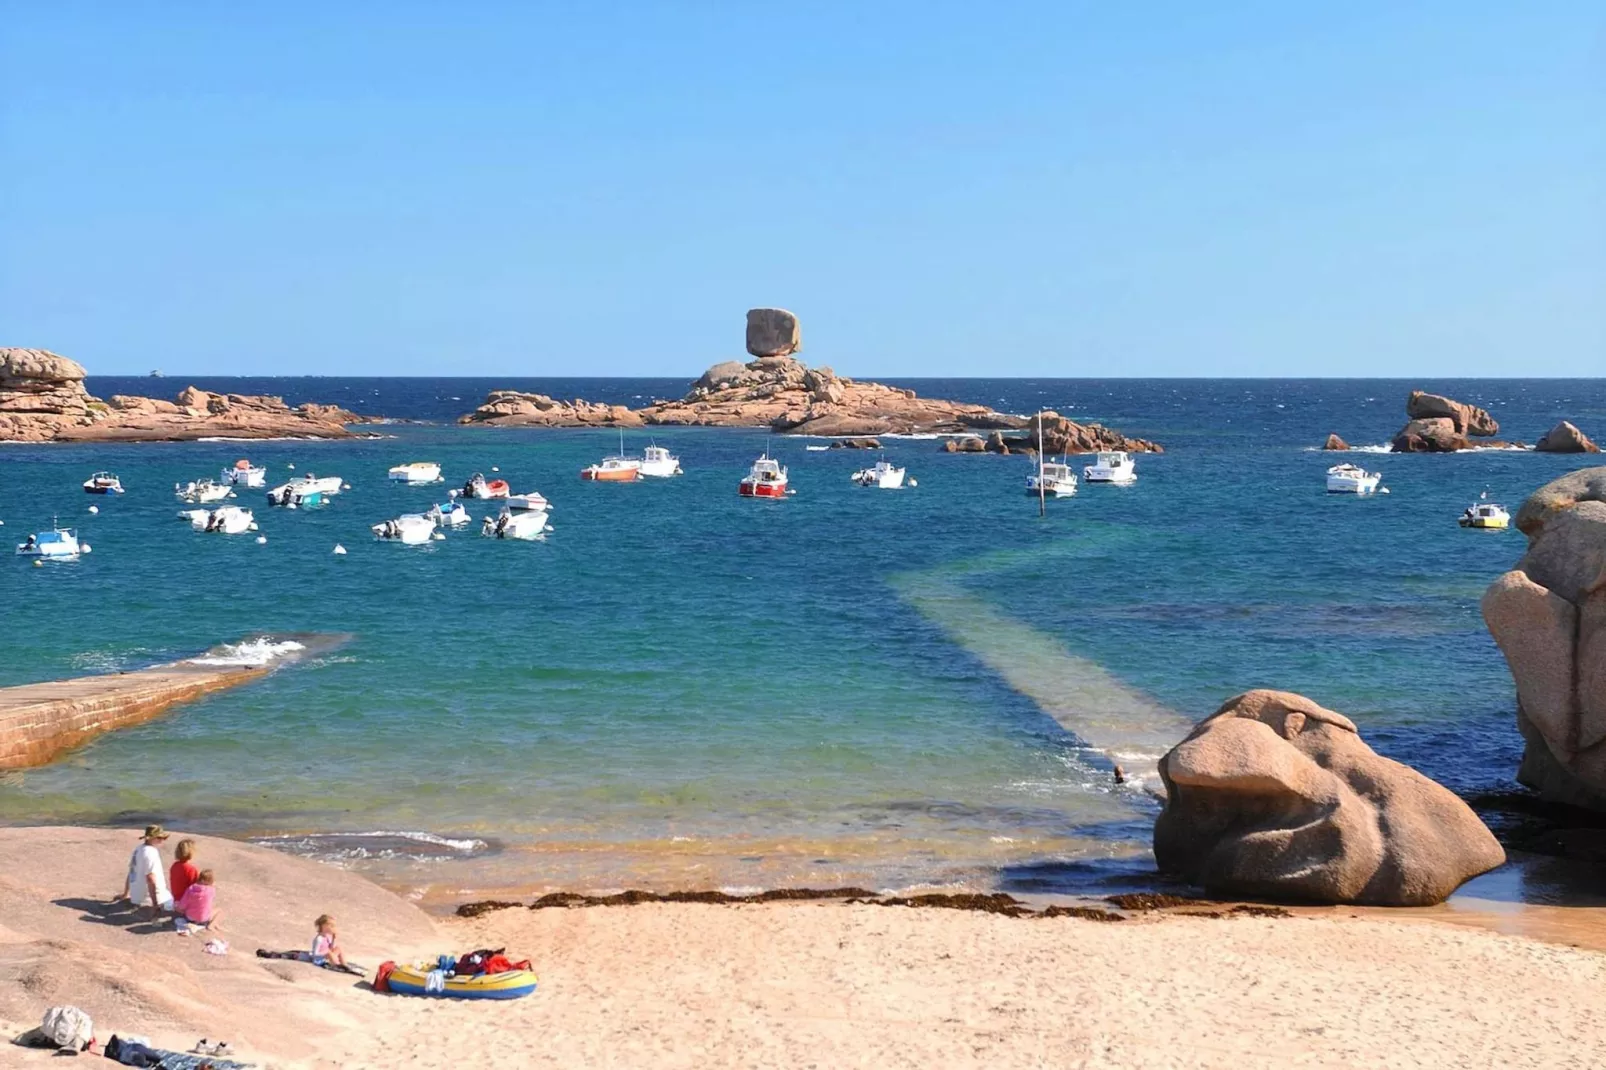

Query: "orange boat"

xmin=580 ymin=456 xmax=641 ymax=482
xmin=462 ymin=473 xmax=510 ymax=499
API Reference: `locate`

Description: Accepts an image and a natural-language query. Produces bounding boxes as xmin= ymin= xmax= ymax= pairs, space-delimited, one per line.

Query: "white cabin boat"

xmin=426 ymin=502 xmax=471 ymax=527
xmin=638 ymin=444 xmax=683 ymax=478
xmin=851 ymin=460 xmax=907 ymax=489
xmin=182 ymin=505 xmax=255 ymax=534
xmin=1027 ymin=460 xmax=1077 ymax=497
xmin=16 ymin=524 xmax=84 ymax=560
xmin=223 ymin=460 xmax=267 ymax=487
xmin=738 ymin=454 xmax=789 ymax=498
xmin=1326 ymin=463 xmax=1382 ymax=494
xmin=1460 ymin=502 xmax=1510 ymax=529
xmin=175 ymin=478 xmax=232 ymax=504
xmin=388 ymin=462 xmax=442 ymax=485
xmin=372 ymin=514 xmax=438 ymax=544
xmin=1083 ymin=451 xmax=1137 ymax=484
xmin=83 ymin=472 xmax=123 ymax=495
xmin=483 ymin=505 xmax=550 ymax=541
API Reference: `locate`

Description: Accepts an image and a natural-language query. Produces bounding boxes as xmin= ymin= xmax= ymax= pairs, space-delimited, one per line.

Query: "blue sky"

xmin=1 ymin=3 xmax=1601 ymax=377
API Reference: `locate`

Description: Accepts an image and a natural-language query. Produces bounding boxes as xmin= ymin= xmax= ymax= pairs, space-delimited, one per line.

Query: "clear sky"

xmin=1 ymin=2 xmax=1601 ymax=378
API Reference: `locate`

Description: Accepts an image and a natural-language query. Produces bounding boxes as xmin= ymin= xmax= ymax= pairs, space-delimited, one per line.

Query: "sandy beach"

xmin=2 ymin=827 xmax=1604 ymax=1069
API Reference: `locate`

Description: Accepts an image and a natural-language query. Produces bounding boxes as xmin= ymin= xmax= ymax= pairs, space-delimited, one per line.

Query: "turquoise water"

xmin=1 ymin=378 xmax=1602 ymax=905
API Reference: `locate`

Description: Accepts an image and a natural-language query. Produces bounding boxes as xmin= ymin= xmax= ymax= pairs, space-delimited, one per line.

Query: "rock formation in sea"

xmin=988 ymin=411 xmax=1165 ymax=456
xmin=1390 ymin=390 xmax=1501 ymax=452
xmin=0 ymin=347 xmax=361 ymax=442
xmin=458 ymin=390 xmax=644 ymax=427
xmin=1482 ymin=467 xmax=1606 ymax=810
xmin=827 ymin=437 xmax=882 ymax=449
xmin=1535 ymin=420 xmax=1601 ymax=454
xmin=1322 ymin=433 xmax=1349 ymax=451
xmin=1153 ymin=689 xmax=1505 ymax=905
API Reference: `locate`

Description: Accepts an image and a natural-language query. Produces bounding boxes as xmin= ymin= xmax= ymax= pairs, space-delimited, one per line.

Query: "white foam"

xmin=188 ymin=637 xmax=306 ymax=667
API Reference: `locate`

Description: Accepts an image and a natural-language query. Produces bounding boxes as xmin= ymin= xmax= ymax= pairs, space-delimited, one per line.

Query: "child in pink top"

xmin=174 ymin=869 xmax=220 ymax=934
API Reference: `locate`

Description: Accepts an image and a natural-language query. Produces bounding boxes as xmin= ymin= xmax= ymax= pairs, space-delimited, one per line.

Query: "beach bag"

xmin=374 ymin=960 xmax=397 ymax=993
xmin=41 ymin=1005 xmax=93 ymax=1049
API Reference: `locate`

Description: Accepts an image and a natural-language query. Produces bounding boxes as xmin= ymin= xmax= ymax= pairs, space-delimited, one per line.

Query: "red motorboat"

xmin=738 ymin=453 xmax=789 ymax=498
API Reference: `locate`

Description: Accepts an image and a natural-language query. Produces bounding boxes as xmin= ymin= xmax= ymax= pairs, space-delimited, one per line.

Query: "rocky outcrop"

xmin=1154 ymin=690 xmax=1505 ymax=905
xmin=1535 ymin=421 xmax=1600 ymax=454
xmin=941 ymin=436 xmax=987 ymax=453
xmin=746 ymin=308 xmax=802 ymax=358
xmin=988 ymin=411 xmax=1164 ymax=456
xmin=827 ymin=438 xmax=882 ymax=449
xmin=459 ymin=390 xmax=643 ymax=428
xmin=0 ymin=348 xmax=362 ymax=442
xmin=1323 ymin=433 xmax=1349 ymax=451
xmin=1391 ymin=391 xmax=1499 ymax=452
xmin=1483 ymin=467 xmax=1606 ymax=810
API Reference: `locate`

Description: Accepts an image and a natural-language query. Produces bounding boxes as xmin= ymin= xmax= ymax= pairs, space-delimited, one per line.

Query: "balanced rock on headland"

xmin=1483 ymin=467 xmax=1606 ymax=810
xmin=1390 ymin=390 xmax=1499 ymax=453
xmin=746 ymin=307 xmax=802 ymax=358
xmin=1535 ymin=421 xmax=1600 ymax=454
xmin=0 ymin=347 xmax=361 ymax=442
xmin=1154 ymin=689 xmax=1505 ymax=905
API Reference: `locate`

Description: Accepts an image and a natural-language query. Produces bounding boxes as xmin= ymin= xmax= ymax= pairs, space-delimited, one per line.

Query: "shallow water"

xmin=1 ymin=377 xmax=1602 ymax=904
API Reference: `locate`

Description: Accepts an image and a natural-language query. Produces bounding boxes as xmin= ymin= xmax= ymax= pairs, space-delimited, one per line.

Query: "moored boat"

xmin=1460 ymin=502 xmax=1510 ymax=529
xmin=267 ymin=474 xmax=343 ymax=507
xmin=427 ymin=502 xmax=471 ymax=527
xmin=1083 ymin=451 xmax=1137 ymax=484
xmin=373 ymin=514 xmax=439 ymax=544
xmin=580 ymin=455 xmax=641 ymax=482
xmin=183 ymin=505 xmax=255 ymax=534
xmin=223 ymin=459 xmax=267 ymax=487
xmin=738 ymin=453 xmax=789 ymax=498
xmin=1326 ymin=463 xmax=1382 ymax=494
xmin=82 ymin=472 xmax=123 ymax=495
xmin=463 ymin=473 xmax=511 ymax=499
xmin=388 ymin=461 xmax=443 ymax=485
xmin=1026 ymin=460 xmax=1077 ymax=497
xmin=851 ymin=459 xmax=907 ymax=489
xmin=16 ymin=523 xmax=85 ymax=560
xmin=638 ymin=444 xmax=682 ymax=478
xmin=175 ymin=478 xmax=232 ymax=504
xmin=483 ymin=505 xmax=550 ymax=540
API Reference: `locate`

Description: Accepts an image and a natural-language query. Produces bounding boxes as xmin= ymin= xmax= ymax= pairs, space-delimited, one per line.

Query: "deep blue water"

xmin=2 ymin=377 xmax=1602 ymax=905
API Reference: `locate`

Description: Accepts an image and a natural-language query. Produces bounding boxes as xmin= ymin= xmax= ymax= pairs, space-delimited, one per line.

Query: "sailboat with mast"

xmin=1024 ymin=411 xmax=1077 ymax=499
xmin=581 ymin=429 xmax=643 ymax=482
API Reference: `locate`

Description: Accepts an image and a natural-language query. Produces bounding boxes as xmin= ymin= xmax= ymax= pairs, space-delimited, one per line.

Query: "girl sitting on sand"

xmin=174 ymin=869 xmax=219 ymax=934
xmin=311 ymin=914 xmax=346 ymax=967
xmin=170 ymin=838 xmax=199 ymax=903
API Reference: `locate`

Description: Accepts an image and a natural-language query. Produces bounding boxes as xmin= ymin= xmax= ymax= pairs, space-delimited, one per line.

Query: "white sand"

xmin=3 ymin=828 xmax=1604 ymax=1069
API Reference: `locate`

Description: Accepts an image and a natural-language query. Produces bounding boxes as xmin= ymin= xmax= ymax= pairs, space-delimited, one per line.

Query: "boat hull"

xmin=385 ymin=965 xmax=537 ymax=1000
xmin=638 ymin=458 xmax=682 ymax=478
xmin=581 ymin=466 xmax=640 ymax=482
xmin=1459 ymin=517 xmax=1509 ymax=529
xmin=739 ymin=480 xmax=788 ymax=498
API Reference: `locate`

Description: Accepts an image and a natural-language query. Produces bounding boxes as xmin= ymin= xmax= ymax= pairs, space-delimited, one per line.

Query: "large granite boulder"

xmin=1535 ymin=421 xmax=1600 ymax=454
xmin=458 ymin=390 xmax=642 ymax=427
xmin=1154 ymin=690 xmax=1505 ymax=905
xmin=745 ymin=308 xmax=802 ymax=358
xmin=1391 ymin=390 xmax=1498 ymax=452
xmin=1323 ymin=433 xmax=1350 ymax=451
xmin=1484 ymin=468 xmax=1606 ymax=809
xmin=993 ymin=411 xmax=1165 ymax=455
xmin=0 ymin=348 xmax=101 ymax=439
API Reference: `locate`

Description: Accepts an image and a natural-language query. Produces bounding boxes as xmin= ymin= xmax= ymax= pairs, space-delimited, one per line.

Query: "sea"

xmin=2 ymin=376 xmax=1602 ymax=909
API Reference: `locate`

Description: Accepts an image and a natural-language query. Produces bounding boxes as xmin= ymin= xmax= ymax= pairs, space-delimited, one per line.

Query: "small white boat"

xmin=83 ymin=472 xmax=123 ymax=495
xmin=638 ymin=444 xmax=683 ymax=478
xmin=267 ymin=474 xmax=344 ymax=507
xmin=851 ymin=459 xmax=907 ymax=489
xmin=372 ymin=514 xmax=438 ymax=545
xmin=482 ymin=505 xmax=550 ymax=540
xmin=1326 ymin=463 xmax=1382 ymax=494
xmin=183 ymin=505 xmax=255 ymax=534
xmin=1083 ymin=451 xmax=1137 ymax=484
xmin=16 ymin=524 xmax=84 ymax=560
xmin=463 ymin=473 xmax=511 ymax=499
xmin=427 ymin=502 xmax=471 ymax=527
xmin=1460 ymin=502 xmax=1510 ymax=529
xmin=175 ymin=478 xmax=232 ymax=504
xmin=503 ymin=491 xmax=551 ymax=514
xmin=1027 ymin=460 xmax=1077 ymax=497
xmin=223 ymin=459 xmax=267 ymax=487
xmin=388 ymin=462 xmax=442 ymax=485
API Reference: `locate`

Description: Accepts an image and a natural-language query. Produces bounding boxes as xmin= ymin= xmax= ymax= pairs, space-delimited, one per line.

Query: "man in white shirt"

xmin=117 ymin=824 xmax=174 ymax=917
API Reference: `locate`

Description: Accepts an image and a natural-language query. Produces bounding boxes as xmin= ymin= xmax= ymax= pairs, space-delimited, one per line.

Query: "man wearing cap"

xmin=116 ymin=825 xmax=175 ymax=918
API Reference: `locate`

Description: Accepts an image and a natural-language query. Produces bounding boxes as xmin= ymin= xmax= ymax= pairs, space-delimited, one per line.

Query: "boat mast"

xmin=1037 ymin=411 xmax=1046 ymax=518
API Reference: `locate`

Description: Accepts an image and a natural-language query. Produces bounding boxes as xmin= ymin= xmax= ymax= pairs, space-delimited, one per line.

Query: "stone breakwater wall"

xmin=0 ymin=662 xmax=268 ymax=768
